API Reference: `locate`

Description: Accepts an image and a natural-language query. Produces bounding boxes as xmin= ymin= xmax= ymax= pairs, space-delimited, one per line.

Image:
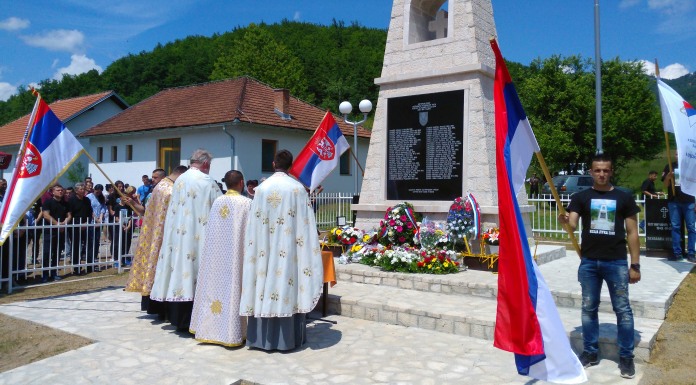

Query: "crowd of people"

xmin=0 ymin=171 xmax=163 ymax=286
xmin=124 ymin=148 xmax=323 ymax=351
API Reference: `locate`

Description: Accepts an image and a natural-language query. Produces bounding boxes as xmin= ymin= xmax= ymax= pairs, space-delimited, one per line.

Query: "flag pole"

xmin=655 ymin=59 xmax=676 ymax=196
xmin=535 ymin=151 xmax=581 ymax=256
xmin=83 ymin=151 xmax=140 ymax=213
xmin=348 ymin=147 xmax=365 ymax=176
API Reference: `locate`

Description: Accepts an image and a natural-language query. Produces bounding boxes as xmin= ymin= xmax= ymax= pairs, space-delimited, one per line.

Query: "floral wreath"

xmin=483 ymin=227 xmax=500 ymax=245
xmin=379 ymin=202 xmax=421 ymax=246
xmin=445 ymin=193 xmax=480 ymax=243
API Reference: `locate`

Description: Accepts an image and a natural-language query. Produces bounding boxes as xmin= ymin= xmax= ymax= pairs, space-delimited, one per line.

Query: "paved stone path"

xmin=1 ymin=250 xmax=691 ymax=384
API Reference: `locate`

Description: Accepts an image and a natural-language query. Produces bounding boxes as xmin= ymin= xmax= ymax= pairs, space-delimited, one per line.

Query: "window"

xmin=96 ymin=147 xmax=103 ymax=163
xmin=340 ymin=151 xmax=351 ymax=175
xmin=158 ymin=138 xmax=181 ymax=175
xmin=408 ymin=0 xmax=450 ymax=44
xmin=111 ymin=146 xmax=117 ymax=162
xmin=261 ymin=139 xmax=277 ymax=172
xmin=126 ymin=145 xmax=133 ymax=161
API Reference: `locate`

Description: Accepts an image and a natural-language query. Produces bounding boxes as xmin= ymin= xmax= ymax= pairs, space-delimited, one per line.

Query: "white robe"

xmin=150 ymin=168 xmax=221 ymax=302
xmin=190 ymin=191 xmax=251 ymax=346
xmin=239 ymin=172 xmax=323 ymax=317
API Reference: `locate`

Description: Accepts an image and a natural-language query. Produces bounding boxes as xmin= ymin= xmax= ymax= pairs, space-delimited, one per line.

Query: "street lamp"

xmin=339 ymin=99 xmax=372 ymax=195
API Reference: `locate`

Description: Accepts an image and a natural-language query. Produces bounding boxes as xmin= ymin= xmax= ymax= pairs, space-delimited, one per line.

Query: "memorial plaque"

xmin=645 ymin=199 xmax=673 ymax=251
xmin=386 ymin=90 xmax=464 ymax=200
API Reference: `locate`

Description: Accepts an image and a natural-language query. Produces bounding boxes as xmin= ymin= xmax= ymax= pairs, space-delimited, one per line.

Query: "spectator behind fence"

xmin=41 ymin=184 xmax=71 ymax=282
xmin=69 ymin=182 xmax=93 ymax=276
xmin=87 ymin=184 xmax=107 ymax=270
xmin=111 ymin=186 xmax=136 ymax=261
xmin=107 ymin=181 xmax=125 ymax=256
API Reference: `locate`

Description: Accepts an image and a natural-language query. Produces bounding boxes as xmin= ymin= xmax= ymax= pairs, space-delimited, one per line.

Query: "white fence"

xmin=1 ymin=216 xmax=137 ymax=294
xmin=1 ymin=193 xmax=651 ymax=294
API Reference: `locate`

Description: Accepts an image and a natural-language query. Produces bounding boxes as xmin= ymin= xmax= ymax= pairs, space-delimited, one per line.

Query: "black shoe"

xmin=578 ymin=351 xmax=599 ymax=368
xmin=619 ymin=357 xmax=635 ymax=379
xmin=687 ymin=254 xmax=696 ymax=263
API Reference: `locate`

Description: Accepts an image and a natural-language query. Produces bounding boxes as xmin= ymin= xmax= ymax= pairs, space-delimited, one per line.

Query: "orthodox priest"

xmin=190 ymin=170 xmax=251 ymax=346
xmin=239 ymin=149 xmax=323 ymax=351
xmin=150 ymin=149 xmax=222 ymax=331
xmin=124 ymin=165 xmax=187 ymax=316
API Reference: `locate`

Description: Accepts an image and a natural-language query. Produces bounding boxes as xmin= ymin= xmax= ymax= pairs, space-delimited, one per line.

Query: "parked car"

xmin=541 ymin=175 xmax=634 ymax=196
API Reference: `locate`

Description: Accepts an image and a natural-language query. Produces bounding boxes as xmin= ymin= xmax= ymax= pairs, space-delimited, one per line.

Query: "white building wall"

xmin=86 ymin=122 xmax=369 ymax=193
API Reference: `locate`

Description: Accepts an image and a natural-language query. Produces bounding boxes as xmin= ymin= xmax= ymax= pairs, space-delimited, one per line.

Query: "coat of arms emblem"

xmin=18 ymin=142 xmax=42 ymax=178
xmin=312 ymin=136 xmax=335 ymax=160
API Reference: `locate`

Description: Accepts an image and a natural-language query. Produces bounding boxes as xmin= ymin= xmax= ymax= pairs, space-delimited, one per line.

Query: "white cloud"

xmin=20 ymin=29 xmax=84 ymax=53
xmin=294 ymin=11 xmax=301 ymax=21
xmin=0 ymin=17 xmax=30 ymax=31
xmin=639 ymin=60 xmax=690 ymax=79
xmin=52 ymin=54 xmax=103 ymax=80
xmin=648 ymin=0 xmax=694 ymax=15
xmin=0 ymin=82 xmax=16 ymax=101
xmin=619 ymin=0 xmax=641 ymax=9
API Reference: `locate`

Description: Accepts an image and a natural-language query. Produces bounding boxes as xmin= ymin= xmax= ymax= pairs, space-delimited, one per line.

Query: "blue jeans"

xmin=668 ymin=201 xmax=696 ymax=257
xmin=578 ymin=258 xmax=634 ymax=358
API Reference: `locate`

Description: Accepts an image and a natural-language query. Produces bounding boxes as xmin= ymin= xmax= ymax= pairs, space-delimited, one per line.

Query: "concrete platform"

xmin=0 ymin=250 xmax=690 ymax=384
xmin=328 ymin=251 xmax=692 ymax=363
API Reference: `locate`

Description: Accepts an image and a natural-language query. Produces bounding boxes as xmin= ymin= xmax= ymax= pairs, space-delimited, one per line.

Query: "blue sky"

xmin=1 ymin=0 xmax=695 ymax=101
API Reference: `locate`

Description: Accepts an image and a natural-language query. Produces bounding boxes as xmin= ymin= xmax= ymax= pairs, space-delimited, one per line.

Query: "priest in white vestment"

xmin=190 ymin=170 xmax=251 ymax=346
xmin=240 ymin=149 xmax=323 ymax=351
xmin=150 ymin=149 xmax=222 ymax=331
xmin=125 ymin=166 xmax=187 ymax=316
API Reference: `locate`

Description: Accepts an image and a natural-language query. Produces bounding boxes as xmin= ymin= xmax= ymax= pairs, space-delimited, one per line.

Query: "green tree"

xmin=210 ymin=24 xmax=310 ymax=101
xmin=515 ymin=55 xmax=662 ymax=181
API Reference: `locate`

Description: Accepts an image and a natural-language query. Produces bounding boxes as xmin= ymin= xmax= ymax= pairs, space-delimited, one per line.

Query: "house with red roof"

xmin=80 ymin=77 xmax=371 ymax=193
xmin=0 ymin=91 xmax=129 ymax=185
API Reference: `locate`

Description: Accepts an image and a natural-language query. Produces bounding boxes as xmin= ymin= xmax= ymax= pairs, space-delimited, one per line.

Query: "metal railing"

xmin=313 ymin=192 xmax=356 ymax=230
xmin=528 ymin=194 xmax=647 ymax=241
xmin=1 ymin=214 xmax=138 ymax=294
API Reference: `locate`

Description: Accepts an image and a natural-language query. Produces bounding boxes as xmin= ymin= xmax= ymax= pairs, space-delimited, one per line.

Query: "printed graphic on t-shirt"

xmin=589 ymin=198 xmax=616 ymax=234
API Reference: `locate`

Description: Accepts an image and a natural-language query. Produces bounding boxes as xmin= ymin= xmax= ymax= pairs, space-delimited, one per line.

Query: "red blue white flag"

xmin=657 ymin=78 xmax=696 ymax=196
xmin=0 ymin=91 xmax=84 ymax=245
xmin=491 ymin=39 xmax=586 ymax=384
xmin=289 ymin=111 xmax=349 ymax=192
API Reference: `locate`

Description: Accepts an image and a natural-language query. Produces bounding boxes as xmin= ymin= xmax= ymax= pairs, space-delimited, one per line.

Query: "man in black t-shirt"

xmin=42 ymin=184 xmax=72 ymax=282
xmin=559 ymin=153 xmax=641 ymax=379
xmin=69 ymin=182 xmax=93 ymax=275
xmin=640 ymin=170 xmax=660 ymax=200
xmin=661 ymin=152 xmax=696 ymax=262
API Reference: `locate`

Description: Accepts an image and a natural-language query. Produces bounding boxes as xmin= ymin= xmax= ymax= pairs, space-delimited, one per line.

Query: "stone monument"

xmin=354 ymin=0 xmax=533 ymax=234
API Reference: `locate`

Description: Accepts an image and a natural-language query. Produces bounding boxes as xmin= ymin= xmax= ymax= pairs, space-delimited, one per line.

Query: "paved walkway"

xmin=2 ymin=250 xmax=691 ymax=384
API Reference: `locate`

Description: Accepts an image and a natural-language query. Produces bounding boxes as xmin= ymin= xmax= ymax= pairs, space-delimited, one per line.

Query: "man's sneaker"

xmin=687 ymin=254 xmax=696 ymax=263
xmin=674 ymin=254 xmax=685 ymax=262
xmin=619 ymin=357 xmax=635 ymax=379
xmin=578 ymin=351 xmax=599 ymax=368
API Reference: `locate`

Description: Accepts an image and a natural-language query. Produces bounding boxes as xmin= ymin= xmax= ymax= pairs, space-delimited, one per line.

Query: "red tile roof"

xmin=0 ymin=91 xmax=127 ymax=147
xmin=80 ymin=77 xmax=371 ymax=139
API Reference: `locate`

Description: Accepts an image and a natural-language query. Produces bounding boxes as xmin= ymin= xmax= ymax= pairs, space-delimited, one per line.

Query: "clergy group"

xmin=125 ymin=148 xmax=323 ymax=351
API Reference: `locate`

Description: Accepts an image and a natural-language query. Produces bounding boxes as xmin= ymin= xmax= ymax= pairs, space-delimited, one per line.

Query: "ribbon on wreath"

xmin=466 ymin=192 xmax=481 ymax=239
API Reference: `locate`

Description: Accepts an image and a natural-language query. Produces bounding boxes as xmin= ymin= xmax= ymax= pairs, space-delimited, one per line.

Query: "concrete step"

xmin=334 ymin=252 xmax=685 ymax=320
xmin=325 ymin=280 xmax=661 ymax=363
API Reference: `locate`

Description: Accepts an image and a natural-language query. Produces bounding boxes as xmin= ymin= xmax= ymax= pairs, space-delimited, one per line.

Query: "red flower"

xmin=438 ymin=255 xmax=445 ymax=262
xmin=398 ymin=236 xmax=406 ymax=243
xmin=417 ymin=261 xmax=424 ymax=267
xmin=407 ymin=222 xmax=413 ymax=229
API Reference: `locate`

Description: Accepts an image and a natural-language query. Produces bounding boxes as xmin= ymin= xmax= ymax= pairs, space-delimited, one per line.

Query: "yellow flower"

xmin=427 ymin=264 xmax=433 ymax=269
xmin=444 ymin=262 xmax=449 ymax=268
xmin=351 ymin=244 xmax=362 ymax=252
xmin=331 ymin=228 xmax=338 ymax=235
xmin=336 ymin=229 xmax=343 ymax=236
xmin=362 ymin=234 xmax=371 ymax=242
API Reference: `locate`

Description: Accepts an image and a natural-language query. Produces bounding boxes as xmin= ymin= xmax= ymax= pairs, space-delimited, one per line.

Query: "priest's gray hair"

xmin=189 ymin=148 xmax=213 ymax=166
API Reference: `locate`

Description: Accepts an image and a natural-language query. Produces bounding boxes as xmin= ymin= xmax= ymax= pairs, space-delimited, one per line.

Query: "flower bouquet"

xmin=327 ymin=226 xmax=363 ymax=246
xmin=446 ymin=196 xmax=478 ymax=247
xmin=374 ymin=246 xmax=420 ymax=273
xmin=417 ymin=219 xmax=448 ymax=249
xmin=483 ymin=227 xmax=500 ymax=245
xmin=416 ymin=249 xmax=461 ymax=274
xmin=379 ymin=202 xmax=421 ymax=247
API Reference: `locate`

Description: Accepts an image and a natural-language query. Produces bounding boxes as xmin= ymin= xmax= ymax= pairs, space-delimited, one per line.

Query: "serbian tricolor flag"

xmin=289 ymin=111 xmax=349 ymax=192
xmin=0 ymin=91 xmax=84 ymax=245
xmin=657 ymin=78 xmax=696 ymax=196
xmin=491 ymin=39 xmax=586 ymax=384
